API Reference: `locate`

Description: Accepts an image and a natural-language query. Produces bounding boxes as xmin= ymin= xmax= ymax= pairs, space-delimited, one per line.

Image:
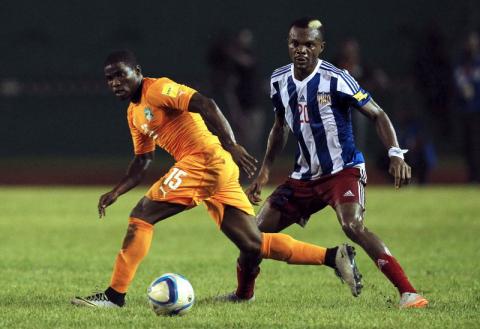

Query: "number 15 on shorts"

xmin=160 ymin=168 xmax=187 ymax=197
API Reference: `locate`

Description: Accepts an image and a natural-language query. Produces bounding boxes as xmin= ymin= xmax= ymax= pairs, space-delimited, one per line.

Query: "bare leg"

xmin=220 ymin=206 xmax=262 ymax=299
xmin=221 ymin=206 xmax=263 ymax=269
xmin=334 ymin=202 xmax=388 ymax=260
xmin=335 ymin=202 xmax=417 ymax=295
xmin=130 ymin=196 xmax=187 ymax=224
xmin=257 ymin=200 xmax=297 ymax=233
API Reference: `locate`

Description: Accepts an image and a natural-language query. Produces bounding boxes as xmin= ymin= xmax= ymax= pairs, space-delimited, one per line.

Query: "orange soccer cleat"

xmin=399 ymin=292 xmax=429 ymax=308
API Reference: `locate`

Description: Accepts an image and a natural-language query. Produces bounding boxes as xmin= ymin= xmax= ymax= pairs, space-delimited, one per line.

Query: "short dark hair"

xmin=104 ymin=49 xmax=138 ymax=67
xmin=289 ymin=17 xmax=325 ymax=39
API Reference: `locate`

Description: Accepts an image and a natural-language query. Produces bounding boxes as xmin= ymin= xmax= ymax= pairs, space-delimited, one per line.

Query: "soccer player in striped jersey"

xmin=71 ymin=50 xmax=363 ymax=308
xmin=246 ymin=17 xmax=428 ymax=308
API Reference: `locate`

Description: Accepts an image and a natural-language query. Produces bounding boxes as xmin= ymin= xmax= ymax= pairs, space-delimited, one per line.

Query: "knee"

xmin=130 ymin=199 xmax=145 ymax=218
xmin=340 ymin=215 xmax=365 ymax=241
xmin=238 ymin=234 xmax=263 ymax=256
xmin=130 ymin=199 xmax=156 ymax=225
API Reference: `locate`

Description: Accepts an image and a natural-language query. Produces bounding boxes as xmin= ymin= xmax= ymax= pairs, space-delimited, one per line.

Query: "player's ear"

xmin=135 ymin=65 xmax=142 ymax=75
xmin=319 ymin=41 xmax=326 ymax=54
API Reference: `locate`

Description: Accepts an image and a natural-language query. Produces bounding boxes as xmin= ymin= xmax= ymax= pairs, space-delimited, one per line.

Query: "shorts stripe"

xmin=357 ymin=167 xmax=366 ymax=209
xmin=358 ymin=180 xmax=365 ymax=208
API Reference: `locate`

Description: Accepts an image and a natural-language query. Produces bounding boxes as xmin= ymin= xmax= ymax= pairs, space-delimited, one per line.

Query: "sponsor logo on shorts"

xmin=343 ymin=190 xmax=355 ymax=197
xmin=159 ymin=186 xmax=167 ymax=198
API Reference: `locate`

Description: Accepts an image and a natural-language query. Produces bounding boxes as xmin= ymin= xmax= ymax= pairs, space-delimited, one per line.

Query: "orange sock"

xmin=110 ymin=217 xmax=154 ymax=293
xmin=260 ymin=233 xmax=326 ymax=265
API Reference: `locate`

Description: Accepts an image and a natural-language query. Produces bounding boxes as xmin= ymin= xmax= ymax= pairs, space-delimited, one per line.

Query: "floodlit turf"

xmin=0 ymin=186 xmax=479 ymax=328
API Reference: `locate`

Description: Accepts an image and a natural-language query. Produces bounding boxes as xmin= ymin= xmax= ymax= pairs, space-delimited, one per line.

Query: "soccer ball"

xmin=147 ymin=273 xmax=195 ymax=316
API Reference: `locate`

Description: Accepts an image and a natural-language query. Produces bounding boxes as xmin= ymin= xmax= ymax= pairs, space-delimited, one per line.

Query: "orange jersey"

xmin=127 ymin=77 xmax=221 ymax=160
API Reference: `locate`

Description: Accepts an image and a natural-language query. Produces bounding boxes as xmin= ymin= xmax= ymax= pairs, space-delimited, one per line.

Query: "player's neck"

xmin=130 ymin=79 xmax=144 ymax=103
xmin=293 ymin=59 xmax=318 ymax=81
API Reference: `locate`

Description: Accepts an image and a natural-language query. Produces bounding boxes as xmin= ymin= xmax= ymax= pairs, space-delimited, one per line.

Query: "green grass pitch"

xmin=0 ymin=186 xmax=479 ymax=328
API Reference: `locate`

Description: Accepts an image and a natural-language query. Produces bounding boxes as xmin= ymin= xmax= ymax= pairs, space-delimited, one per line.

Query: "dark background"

xmin=1 ymin=0 xmax=479 ymax=184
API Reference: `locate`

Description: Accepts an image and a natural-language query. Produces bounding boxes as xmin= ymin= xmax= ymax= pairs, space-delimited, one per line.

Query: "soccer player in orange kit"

xmin=71 ymin=50 xmax=362 ymax=307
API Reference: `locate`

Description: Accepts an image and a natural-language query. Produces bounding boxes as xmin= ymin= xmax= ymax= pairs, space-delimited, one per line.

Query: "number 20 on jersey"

xmin=298 ymin=103 xmax=310 ymax=123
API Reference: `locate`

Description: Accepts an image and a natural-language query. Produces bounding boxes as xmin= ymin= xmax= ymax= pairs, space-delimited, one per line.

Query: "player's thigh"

xmin=130 ymin=197 xmax=187 ymax=225
xmin=327 ymin=168 xmax=367 ymax=228
xmin=261 ymin=179 xmax=324 ymax=230
xmin=220 ymin=205 xmax=262 ymax=251
xmin=145 ymin=154 xmax=222 ymax=218
xmin=257 ymin=200 xmax=297 ymax=233
xmin=327 ymin=167 xmax=366 ymax=211
xmin=146 ymin=162 xmax=210 ymax=206
xmin=205 ymin=155 xmax=255 ymax=227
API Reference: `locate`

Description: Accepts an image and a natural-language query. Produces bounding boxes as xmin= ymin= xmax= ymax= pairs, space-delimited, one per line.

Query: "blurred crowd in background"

xmin=202 ymin=27 xmax=480 ymax=184
xmin=1 ymin=1 xmax=480 ymax=185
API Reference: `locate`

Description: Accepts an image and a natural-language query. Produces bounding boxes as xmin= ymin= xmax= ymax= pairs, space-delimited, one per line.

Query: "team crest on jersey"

xmin=317 ymin=92 xmax=331 ymax=107
xmin=144 ymin=107 xmax=153 ymax=121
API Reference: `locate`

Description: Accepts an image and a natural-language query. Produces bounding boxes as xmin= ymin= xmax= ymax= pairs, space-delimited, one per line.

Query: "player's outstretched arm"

xmin=358 ymin=99 xmax=411 ymax=188
xmin=246 ymin=109 xmax=289 ymax=205
xmin=98 ymin=152 xmax=154 ymax=218
xmin=188 ymin=92 xmax=257 ymax=178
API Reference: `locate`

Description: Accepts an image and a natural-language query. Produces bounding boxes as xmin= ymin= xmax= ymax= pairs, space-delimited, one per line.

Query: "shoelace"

xmin=85 ymin=292 xmax=108 ymax=301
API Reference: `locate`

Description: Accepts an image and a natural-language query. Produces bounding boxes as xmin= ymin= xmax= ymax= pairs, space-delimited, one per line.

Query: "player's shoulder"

xmin=270 ymin=63 xmax=293 ymax=81
xmin=319 ymin=60 xmax=360 ymax=92
xmin=145 ymin=77 xmax=176 ymax=98
xmin=318 ymin=60 xmax=348 ymax=78
xmin=147 ymin=77 xmax=174 ymax=89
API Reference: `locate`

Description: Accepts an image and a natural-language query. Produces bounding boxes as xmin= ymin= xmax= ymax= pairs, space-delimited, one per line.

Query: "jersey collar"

xmin=291 ymin=59 xmax=322 ymax=86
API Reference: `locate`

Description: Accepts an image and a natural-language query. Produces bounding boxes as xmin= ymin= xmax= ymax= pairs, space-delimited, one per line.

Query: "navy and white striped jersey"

xmin=270 ymin=60 xmax=371 ymax=180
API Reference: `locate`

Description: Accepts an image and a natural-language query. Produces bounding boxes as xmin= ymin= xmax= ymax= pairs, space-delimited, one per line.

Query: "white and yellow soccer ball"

xmin=147 ymin=273 xmax=194 ymax=316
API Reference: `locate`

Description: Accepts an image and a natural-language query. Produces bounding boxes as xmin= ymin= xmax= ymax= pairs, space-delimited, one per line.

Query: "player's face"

xmin=104 ymin=62 xmax=142 ymax=100
xmin=288 ymin=27 xmax=325 ymax=74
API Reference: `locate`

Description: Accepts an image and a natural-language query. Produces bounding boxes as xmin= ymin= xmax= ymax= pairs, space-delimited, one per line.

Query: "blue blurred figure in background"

xmin=395 ymin=108 xmax=437 ymax=185
xmin=454 ymin=30 xmax=480 ymax=183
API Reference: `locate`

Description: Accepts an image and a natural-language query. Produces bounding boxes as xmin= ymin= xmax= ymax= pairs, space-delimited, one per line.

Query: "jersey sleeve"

xmin=270 ymin=80 xmax=285 ymax=112
xmin=128 ymin=110 xmax=156 ymax=155
xmin=146 ymin=77 xmax=197 ymax=111
xmin=334 ymin=70 xmax=371 ymax=108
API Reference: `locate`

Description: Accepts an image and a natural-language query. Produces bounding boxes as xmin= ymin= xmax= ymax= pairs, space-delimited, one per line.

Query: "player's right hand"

xmin=98 ymin=190 xmax=119 ymax=218
xmin=226 ymin=143 xmax=258 ymax=178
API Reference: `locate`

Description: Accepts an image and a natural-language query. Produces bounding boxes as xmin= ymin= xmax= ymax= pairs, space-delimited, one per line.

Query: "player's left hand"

xmin=388 ymin=156 xmax=411 ymax=188
xmin=226 ymin=143 xmax=258 ymax=178
xmin=98 ymin=190 xmax=120 ymax=218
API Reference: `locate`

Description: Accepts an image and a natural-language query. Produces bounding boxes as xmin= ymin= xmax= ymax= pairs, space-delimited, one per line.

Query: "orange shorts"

xmin=145 ymin=145 xmax=254 ymax=227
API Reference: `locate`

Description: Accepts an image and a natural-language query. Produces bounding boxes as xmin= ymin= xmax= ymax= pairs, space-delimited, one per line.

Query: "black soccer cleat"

xmin=71 ymin=292 xmax=122 ymax=308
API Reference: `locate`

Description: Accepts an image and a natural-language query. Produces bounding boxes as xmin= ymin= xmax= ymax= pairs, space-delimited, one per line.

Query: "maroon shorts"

xmin=267 ymin=167 xmax=367 ymax=227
